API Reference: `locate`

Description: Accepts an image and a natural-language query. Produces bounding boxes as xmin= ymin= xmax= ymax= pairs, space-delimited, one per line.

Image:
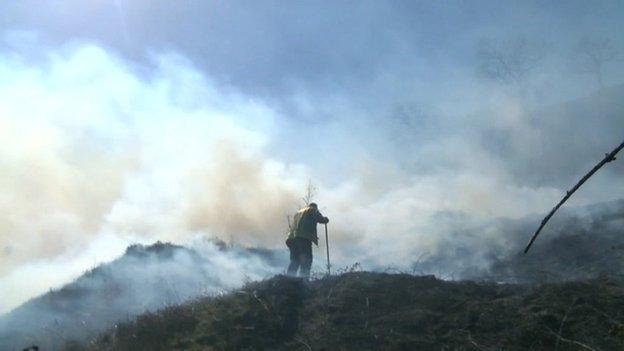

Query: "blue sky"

xmin=1 ymin=1 xmax=623 ymax=313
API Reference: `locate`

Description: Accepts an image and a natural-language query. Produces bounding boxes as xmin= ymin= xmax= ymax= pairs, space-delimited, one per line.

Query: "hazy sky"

xmin=1 ymin=1 xmax=624 ymax=313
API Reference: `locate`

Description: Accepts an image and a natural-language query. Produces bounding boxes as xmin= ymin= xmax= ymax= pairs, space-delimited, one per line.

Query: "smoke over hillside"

xmin=412 ymin=199 xmax=624 ymax=282
xmin=1 ymin=0 xmax=624 ymax=324
xmin=0 ymin=46 xmax=307 ymax=314
xmin=1 ymin=198 xmax=623 ymax=350
xmin=1 ymin=42 xmax=624 ymax=315
xmin=0 ymin=241 xmax=286 ymax=350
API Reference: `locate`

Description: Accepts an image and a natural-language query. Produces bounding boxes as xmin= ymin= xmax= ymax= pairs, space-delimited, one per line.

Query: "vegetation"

xmin=67 ymin=272 xmax=624 ymax=351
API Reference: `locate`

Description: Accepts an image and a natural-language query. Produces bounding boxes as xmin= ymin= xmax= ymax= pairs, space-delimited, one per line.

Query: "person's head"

xmin=308 ymin=202 xmax=318 ymax=209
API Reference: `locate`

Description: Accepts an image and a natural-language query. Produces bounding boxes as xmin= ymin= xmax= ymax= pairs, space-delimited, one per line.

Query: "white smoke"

xmin=1 ymin=36 xmax=623 ymax=315
xmin=0 ymin=44 xmax=307 ymax=313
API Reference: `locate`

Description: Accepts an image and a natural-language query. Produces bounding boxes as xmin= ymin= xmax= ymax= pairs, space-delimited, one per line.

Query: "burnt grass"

xmin=64 ymin=272 xmax=624 ymax=351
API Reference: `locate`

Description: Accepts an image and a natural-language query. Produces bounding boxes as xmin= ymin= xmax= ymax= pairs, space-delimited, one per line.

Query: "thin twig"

xmin=457 ymin=329 xmax=491 ymax=351
xmin=293 ymin=336 xmax=312 ymax=351
xmin=326 ymin=286 xmax=333 ymax=301
xmin=547 ymin=327 xmax=601 ymax=351
xmin=364 ymin=296 xmax=370 ymax=329
xmin=252 ymin=290 xmax=272 ymax=313
xmin=555 ymin=301 xmax=577 ymax=351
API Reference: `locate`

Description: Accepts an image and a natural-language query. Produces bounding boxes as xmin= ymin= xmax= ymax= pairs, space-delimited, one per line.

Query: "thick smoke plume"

xmin=1 ymin=3 xmax=624 ymax=350
xmin=1 ymin=19 xmax=624 ymax=315
xmin=0 ymin=45 xmax=306 ymax=313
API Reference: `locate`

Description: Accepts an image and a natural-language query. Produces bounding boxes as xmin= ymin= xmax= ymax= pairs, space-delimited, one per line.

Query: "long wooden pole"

xmin=524 ymin=139 xmax=624 ymax=253
xmin=324 ymin=223 xmax=331 ymax=275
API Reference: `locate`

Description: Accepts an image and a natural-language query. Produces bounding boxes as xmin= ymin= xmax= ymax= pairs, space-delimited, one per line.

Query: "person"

xmin=286 ymin=202 xmax=329 ymax=279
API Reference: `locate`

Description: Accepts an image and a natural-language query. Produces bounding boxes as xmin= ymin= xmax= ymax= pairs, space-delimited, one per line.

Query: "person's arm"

xmin=316 ymin=210 xmax=329 ymax=224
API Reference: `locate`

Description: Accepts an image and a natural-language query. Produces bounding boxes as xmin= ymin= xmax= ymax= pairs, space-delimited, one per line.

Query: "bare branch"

xmin=525 ymin=139 xmax=624 ymax=253
xmin=302 ymin=179 xmax=317 ymax=205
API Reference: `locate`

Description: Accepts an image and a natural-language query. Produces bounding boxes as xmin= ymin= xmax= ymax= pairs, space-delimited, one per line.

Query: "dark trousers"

xmin=286 ymin=237 xmax=313 ymax=278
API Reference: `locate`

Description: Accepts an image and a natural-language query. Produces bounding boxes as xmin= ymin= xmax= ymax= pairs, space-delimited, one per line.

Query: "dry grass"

xmin=66 ymin=272 xmax=624 ymax=351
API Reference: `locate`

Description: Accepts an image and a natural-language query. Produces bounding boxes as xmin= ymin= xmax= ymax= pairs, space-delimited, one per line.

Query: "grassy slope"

xmin=73 ymin=272 xmax=624 ymax=351
xmin=0 ymin=242 xmax=284 ymax=351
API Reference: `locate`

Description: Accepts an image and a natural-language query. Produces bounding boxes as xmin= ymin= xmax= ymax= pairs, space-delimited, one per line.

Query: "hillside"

xmin=407 ymin=199 xmax=624 ymax=284
xmin=68 ymin=272 xmax=624 ymax=351
xmin=480 ymin=199 xmax=624 ymax=283
xmin=0 ymin=242 xmax=286 ymax=351
xmin=2 ymin=200 xmax=623 ymax=350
